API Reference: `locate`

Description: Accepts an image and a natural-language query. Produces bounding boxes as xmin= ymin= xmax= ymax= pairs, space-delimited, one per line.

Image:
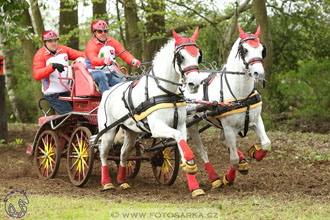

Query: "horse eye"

xmin=243 ymin=48 xmax=248 ymax=55
xmin=180 ymin=54 xmax=185 ymax=60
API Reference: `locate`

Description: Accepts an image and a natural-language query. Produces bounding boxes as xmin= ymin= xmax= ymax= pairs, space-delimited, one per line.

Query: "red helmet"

xmin=42 ymin=30 xmax=59 ymax=42
xmin=91 ymin=20 xmax=108 ymax=33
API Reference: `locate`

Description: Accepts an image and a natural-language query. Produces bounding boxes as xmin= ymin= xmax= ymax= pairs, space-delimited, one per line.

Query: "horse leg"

xmin=222 ymin=128 xmax=239 ymax=185
xmin=188 ymin=123 xmax=221 ymax=189
xmin=117 ymin=129 xmax=138 ymax=190
xmin=149 ymin=121 xmax=204 ymax=197
xmin=99 ymin=130 xmax=116 ymax=190
xmin=236 ymin=148 xmax=249 ymax=175
xmin=249 ymin=115 xmax=271 ymax=161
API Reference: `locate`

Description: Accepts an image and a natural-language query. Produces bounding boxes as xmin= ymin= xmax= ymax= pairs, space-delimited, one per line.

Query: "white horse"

xmin=185 ymin=24 xmax=271 ymax=189
xmin=97 ymin=27 xmax=206 ymax=197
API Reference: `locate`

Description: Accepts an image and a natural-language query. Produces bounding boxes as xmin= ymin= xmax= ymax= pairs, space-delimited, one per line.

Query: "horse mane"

xmin=225 ymin=38 xmax=241 ymax=67
xmin=152 ymin=39 xmax=175 ymax=70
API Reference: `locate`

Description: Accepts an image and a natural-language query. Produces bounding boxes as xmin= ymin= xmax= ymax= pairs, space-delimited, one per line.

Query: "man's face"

xmin=94 ymin=30 xmax=108 ymax=42
xmin=45 ymin=39 xmax=58 ymax=52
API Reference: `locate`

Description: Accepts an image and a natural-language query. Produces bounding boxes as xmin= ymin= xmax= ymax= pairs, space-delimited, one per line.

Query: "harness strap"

xmin=173 ymin=101 xmax=178 ymax=129
xmin=93 ymin=113 xmax=130 ymax=145
xmin=238 ymin=104 xmax=250 ymax=138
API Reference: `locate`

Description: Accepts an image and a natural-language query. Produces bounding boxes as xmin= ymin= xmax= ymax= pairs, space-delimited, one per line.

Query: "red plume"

xmin=238 ymin=24 xmax=245 ymax=39
xmin=190 ymin=27 xmax=199 ymax=42
xmin=255 ymin=25 xmax=261 ymax=37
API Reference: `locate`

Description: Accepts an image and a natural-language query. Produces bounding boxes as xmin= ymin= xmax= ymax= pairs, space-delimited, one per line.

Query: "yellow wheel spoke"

xmin=48 ymin=156 xmax=55 ymax=164
xmin=38 ymin=147 xmax=45 ymax=154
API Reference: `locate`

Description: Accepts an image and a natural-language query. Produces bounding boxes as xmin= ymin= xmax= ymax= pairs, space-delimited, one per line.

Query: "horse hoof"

xmin=248 ymin=144 xmax=262 ymax=159
xmin=102 ymin=183 xmax=115 ymax=191
xmin=180 ymin=161 xmax=198 ymax=174
xmin=192 ymin=189 xmax=205 ymax=198
xmin=221 ymin=174 xmax=234 ymax=186
xmin=119 ymin=183 xmax=131 ymax=190
xmin=238 ymin=159 xmax=249 ymax=175
xmin=211 ymin=179 xmax=222 ymax=189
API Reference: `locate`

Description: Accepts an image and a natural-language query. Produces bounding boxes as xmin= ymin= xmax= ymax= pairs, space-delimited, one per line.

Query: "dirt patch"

xmin=0 ymin=124 xmax=329 ymax=204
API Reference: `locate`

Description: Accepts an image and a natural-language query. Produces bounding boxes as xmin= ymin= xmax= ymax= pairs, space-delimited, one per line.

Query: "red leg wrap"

xmin=205 ymin=162 xmax=220 ymax=183
xmin=185 ymin=173 xmax=200 ymax=192
xmin=117 ymin=165 xmax=127 ymax=184
xmin=236 ymin=149 xmax=246 ymax=161
xmin=254 ymin=150 xmax=267 ymax=161
xmin=226 ymin=166 xmax=237 ymax=183
xmin=179 ymin=139 xmax=194 ymax=161
xmin=101 ymin=166 xmax=111 ymax=185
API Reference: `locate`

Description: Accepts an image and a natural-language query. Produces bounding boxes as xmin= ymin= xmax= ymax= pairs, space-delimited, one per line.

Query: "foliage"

xmin=264 ymin=58 xmax=330 ymax=132
xmin=0 ymin=0 xmax=31 ymax=46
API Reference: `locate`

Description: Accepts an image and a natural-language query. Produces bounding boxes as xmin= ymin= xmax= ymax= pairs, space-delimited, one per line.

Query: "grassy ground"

xmin=1 ymin=194 xmax=329 ymax=220
xmin=1 ymin=123 xmax=329 ymax=220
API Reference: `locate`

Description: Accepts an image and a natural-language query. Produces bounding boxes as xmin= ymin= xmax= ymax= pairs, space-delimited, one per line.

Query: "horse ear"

xmin=172 ymin=28 xmax=181 ymax=42
xmin=238 ymin=24 xmax=245 ymax=39
xmin=190 ymin=27 xmax=199 ymax=42
xmin=255 ymin=25 xmax=261 ymax=38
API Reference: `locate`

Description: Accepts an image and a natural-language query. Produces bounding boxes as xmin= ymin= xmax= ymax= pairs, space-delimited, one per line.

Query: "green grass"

xmin=1 ymin=195 xmax=329 ymax=220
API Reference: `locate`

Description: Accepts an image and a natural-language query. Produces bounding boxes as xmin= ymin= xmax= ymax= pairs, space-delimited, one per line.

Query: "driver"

xmin=33 ymin=30 xmax=85 ymax=114
xmin=85 ymin=20 xmax=141 ymax=94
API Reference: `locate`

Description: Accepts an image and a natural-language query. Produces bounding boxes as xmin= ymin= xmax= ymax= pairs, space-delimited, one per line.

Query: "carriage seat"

xmin=72 ymin=62 xmax=101 ymax=97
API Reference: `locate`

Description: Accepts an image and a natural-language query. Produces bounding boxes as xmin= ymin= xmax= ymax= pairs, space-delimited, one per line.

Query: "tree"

xmin=143 ymin=0 xmax=166 ymax=64
xmin=253 ymin=0 xmax=273 ymax=78
xmin=93 ymin=0 xmax=107 ymax=20
xmin=59 ymin=0 xmax=79 ymax=49
xmin=123 ymin=0 xmax=142 ymax=63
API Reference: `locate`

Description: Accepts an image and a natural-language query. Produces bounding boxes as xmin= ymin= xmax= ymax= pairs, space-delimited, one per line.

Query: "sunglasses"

xmin=96 ymin=30 xmax=108 ymax=34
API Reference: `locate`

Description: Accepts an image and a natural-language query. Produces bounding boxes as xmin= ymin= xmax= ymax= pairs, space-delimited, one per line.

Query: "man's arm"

xmin=111 ymin=38 xmax=136 ymax=65
xmin=33 ymin=51 xmax=54 ymax=81
xmin=63 ymin=45 xmax=85 ymax=60
xmin=85 ymin=40 xmax=105 ymax=67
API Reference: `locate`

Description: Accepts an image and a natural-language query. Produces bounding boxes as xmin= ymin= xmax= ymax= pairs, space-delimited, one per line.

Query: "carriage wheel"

xmin=114 ymin=142 xmax=142 ymax=179
xmin=67 ymin=127 xmax=94 ymax=187
xmin=34 ymin=130 xmax=61 ymax=179
xmin=152 ymin=146 xmax=180 ymax=186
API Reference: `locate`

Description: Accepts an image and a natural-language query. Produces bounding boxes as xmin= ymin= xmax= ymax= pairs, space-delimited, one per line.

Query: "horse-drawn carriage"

xmin=26 ymin=60 xmax=181 ymax=187
xmin=27 ymin=25 xmax=271 ymax=197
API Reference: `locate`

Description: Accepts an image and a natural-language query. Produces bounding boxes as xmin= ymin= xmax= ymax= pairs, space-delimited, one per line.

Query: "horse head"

xmin=172 ymin=27 xmax=202 ymax=93
xmin=237 ymin=24 xmax=266 ymax=81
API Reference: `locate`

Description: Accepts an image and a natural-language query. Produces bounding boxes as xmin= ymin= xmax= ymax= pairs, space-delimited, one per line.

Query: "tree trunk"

xmin=29 ymin=0 xmax=45 ymax=36
xmin=59 ymin=0 xmax=79 ymax=50
xmin=22 ymin=4 xmax=51 ymax=117
xmin=253 ymin=0 xmax=273 ymax=78
xmin=3 ymin=47 xmax=22 ymax=122
xmin=218 ymin=9 xmax=239 ymax=65
xmin=93 ymin=0 xmax=107 ymax=20
xmin=143 ymin=0 xmax=166 ymax=65
xmin=123 ymin=0 xmax=142 ymax=72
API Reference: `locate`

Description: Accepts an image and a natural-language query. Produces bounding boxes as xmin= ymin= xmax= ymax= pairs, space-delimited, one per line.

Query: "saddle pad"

xmin=134 ymin=102 xmax=186 ymax=121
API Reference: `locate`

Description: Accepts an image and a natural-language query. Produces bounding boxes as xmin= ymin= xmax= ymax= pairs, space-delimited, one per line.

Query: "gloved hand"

xmin=104 ymin=57 xmax=113 ymax=65
xmin=52 ymin=63 xmax=65 ymax=72
xmin=131 ymin=59 xmax=141 ymax=68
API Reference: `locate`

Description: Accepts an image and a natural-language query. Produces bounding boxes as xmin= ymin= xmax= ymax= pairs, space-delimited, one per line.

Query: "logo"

xmin=3 ymin=190 xmax=29 ymax=218
xmin=64 ymin=56 xmax=68 ymax=61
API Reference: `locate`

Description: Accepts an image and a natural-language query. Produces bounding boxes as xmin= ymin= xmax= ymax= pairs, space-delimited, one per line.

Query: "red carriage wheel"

xmin=67 ymin=127 xmax=94 ymax=186
xmin=34 ymin=130 xmax=61 ymax=179
xmin=152 ymin=146 xmax=180 ymax=186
